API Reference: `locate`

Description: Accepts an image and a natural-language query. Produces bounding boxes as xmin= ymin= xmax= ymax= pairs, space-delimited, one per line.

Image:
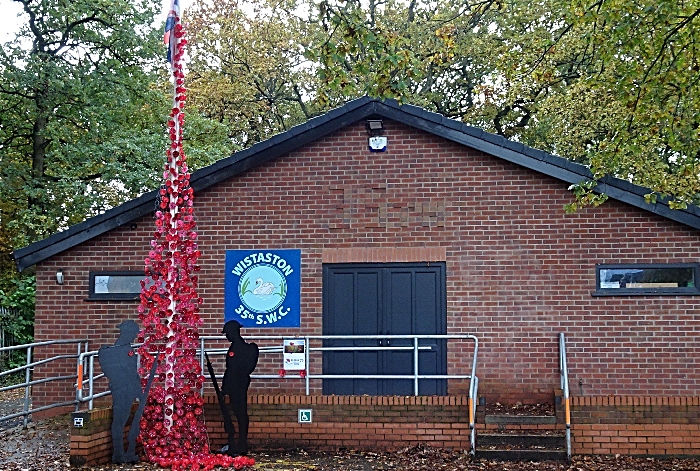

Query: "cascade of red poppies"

xmin=134 ymin=7 xmax=253 ymax=471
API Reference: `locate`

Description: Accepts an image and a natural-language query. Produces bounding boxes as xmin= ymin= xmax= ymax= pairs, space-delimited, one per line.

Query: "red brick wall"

xmin=210 ymin=394 xmax=474 ymax=451
xmin=34 ymin=119 xmax=700 ymax=410
xmin=70 ymin=394 xmax=474 ymax=466
xmin=69 ymin=395 xmax=700 ymax=466
xmin=571 ymin=396 xmax=700 ymax=455
xmin=70 ymin=408 xmax=113 ymax=466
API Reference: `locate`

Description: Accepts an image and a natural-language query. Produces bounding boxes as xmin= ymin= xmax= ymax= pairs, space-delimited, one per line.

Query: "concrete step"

xmin=484 ymin=414 xmax=557 ymax=425
xmin=477 ymin=433 xmax=565 ymax=449
xmin=476 ymin=448 xmax=568 ymax=462
xmin=477 ymin=413 xmax=567 ymax=461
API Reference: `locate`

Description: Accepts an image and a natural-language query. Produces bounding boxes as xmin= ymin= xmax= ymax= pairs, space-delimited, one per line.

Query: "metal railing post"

xmin=200 ymin=337 xmax=206 ymax=395
xmin=23 ymin=345 xmax=32 ymax=427
xmin=88 ymin=354 xmax=95 ymax=410
xmin=468 ymin=336 xmax=479 ymax=457
xmin=304 ymin=336 xmax=310 ymax=396
xmin=413 ymin=337 xmax=419 ymax=396
xmin=75 ymin=342 xmax=83 ymax=412
xmin=559 ymin=332 xmax=571 ymax=462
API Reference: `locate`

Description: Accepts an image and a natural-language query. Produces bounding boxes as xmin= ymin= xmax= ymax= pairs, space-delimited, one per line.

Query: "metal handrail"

xmin=559 ymin=332 xmax=571 ymax=462
xmin=0 ymin=339 xmax=89 ymax=427
xmin=76 ymin=333 xmax=479 ymax=455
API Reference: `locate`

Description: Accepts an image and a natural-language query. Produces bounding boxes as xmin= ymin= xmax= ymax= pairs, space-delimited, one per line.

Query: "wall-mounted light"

xmin=366 ymin=120 xmax=387 ymax=152
xmin=366 ymin=119 xmax=384 ymax=136
xmin=56 ymin=269 xmax=64 ymax=285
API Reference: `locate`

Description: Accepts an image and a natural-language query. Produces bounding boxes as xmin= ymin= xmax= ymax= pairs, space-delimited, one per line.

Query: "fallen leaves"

xmin=486 ymin=402 xmax=555 ymax=416
xmin=2 ymin=416 xmax=700 ymax=471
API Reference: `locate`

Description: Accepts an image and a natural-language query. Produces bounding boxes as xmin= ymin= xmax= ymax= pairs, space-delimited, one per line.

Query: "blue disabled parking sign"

xmin=298 ymin=409 xmax=312 ymax=423
xmin=225 ymin=249 xmax=301 ymax=328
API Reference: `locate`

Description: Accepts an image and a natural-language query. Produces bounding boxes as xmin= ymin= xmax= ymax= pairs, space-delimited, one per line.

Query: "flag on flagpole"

xmin=164 ymin=0 xmax=180 ymax=65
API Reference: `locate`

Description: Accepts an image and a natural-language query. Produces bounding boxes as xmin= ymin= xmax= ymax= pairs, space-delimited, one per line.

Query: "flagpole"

xmin=166 ymin=0 xmax=183 ymax=434
xmin=137 ymin=2 xmax=256 ymax=467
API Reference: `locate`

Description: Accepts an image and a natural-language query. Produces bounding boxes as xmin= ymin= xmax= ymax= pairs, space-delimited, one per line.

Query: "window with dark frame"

xmin=88 ymin=271 xmax=149 ymax=300
xmin=594 ymin=263 xmax=700 ymax=296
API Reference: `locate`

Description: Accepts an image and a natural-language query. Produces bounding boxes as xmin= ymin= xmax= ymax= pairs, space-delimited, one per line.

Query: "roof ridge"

xmin=13 ymin=97 xmax=700 ymax=271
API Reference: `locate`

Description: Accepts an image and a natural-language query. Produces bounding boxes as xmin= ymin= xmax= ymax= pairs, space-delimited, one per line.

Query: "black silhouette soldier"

xmin=221 ymin=320 xmax=259 ymax=456
xmin=98 ymin=320 xmax=149 ymax=464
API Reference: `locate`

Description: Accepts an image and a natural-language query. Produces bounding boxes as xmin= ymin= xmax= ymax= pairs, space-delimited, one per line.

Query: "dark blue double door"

xmin=322 ymin=263 xmax=447 ymax=395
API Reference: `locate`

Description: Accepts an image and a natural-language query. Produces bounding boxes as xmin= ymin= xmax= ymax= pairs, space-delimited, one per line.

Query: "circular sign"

xmin=238 ymin=264 xmax=287 ymax=313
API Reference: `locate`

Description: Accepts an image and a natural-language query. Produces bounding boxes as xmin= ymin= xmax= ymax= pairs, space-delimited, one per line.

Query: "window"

xmin=595 ymin=263 xmax=700 ymax=296
xmin=88 ymin=271 xmax=148 ymax=300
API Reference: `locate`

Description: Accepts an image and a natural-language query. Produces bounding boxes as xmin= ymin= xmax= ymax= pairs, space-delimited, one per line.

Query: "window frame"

xmin=87 ymin=270 xmax=146 ymax=300
xmin=594 ymin=263 xmax=700 ymax=296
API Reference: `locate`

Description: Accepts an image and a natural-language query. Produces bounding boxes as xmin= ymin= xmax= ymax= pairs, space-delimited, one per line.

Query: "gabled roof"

xmin=13 ymin=97 xmax=700 ymax=271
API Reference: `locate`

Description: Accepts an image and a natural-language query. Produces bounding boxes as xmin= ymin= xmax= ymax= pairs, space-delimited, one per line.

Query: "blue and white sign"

xmin=225 ymin=250 xmax=301 ymax=327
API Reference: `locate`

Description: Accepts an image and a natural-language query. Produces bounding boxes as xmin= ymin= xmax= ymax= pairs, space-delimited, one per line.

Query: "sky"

xmin=0 ymin=0 xmax=193 ymax=42
xmin=0 ymin=0 xmax=24 ymax=41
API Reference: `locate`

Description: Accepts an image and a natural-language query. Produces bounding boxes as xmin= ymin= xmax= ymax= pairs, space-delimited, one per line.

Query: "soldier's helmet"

xmin=222 ymin=320 xmax=242 ymax=335
xmin=118 ymin=320 xmax=140 ymax=337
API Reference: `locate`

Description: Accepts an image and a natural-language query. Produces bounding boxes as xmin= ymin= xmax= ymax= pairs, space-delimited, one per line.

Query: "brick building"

xmin=13 ymin=98 xmax=700 ymax=459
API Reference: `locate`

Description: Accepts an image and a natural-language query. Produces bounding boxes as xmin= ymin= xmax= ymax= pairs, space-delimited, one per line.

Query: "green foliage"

xmin=0 ymin=0 xmax=235 ymax=330
xmin=517 ymin=0 xmax=700 ymax=208
xmin=199 ymin=0 xmax=698 ymax=210
xmin=186 ymin=0 xmax=322 ymax=149
xmin=0 ymin=275 xmax=35 ymax=370
xmin=564 ymin=181 xmax=609 ymax=213
xmin=0 ymin=0 xmax=165 ymax=250
xmin=310 ymin=0 xmax=424 ymax=105
xmin=182 ymin=112 xmax=236 ymax=170
xmin=0 ymin=0 xmax=233 ymax=264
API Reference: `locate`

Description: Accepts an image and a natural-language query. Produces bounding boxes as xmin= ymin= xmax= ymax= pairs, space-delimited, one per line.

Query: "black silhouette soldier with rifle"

xmin=98 ymin=320 xmax=158 ymax=464
xmin=206 ymin=320 xmax=258 ymax=456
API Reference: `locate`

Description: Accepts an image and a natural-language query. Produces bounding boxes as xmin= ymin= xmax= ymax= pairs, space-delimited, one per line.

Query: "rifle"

xmin=133 ymin=355 xmax=158 ymax=411
xmin=204 ymin=352 xmax=236 ymax=442
xmin=139 ymin=355 xmax=159 ymax=401
xmin=123 ymin=353 xmax=159 ymax=462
